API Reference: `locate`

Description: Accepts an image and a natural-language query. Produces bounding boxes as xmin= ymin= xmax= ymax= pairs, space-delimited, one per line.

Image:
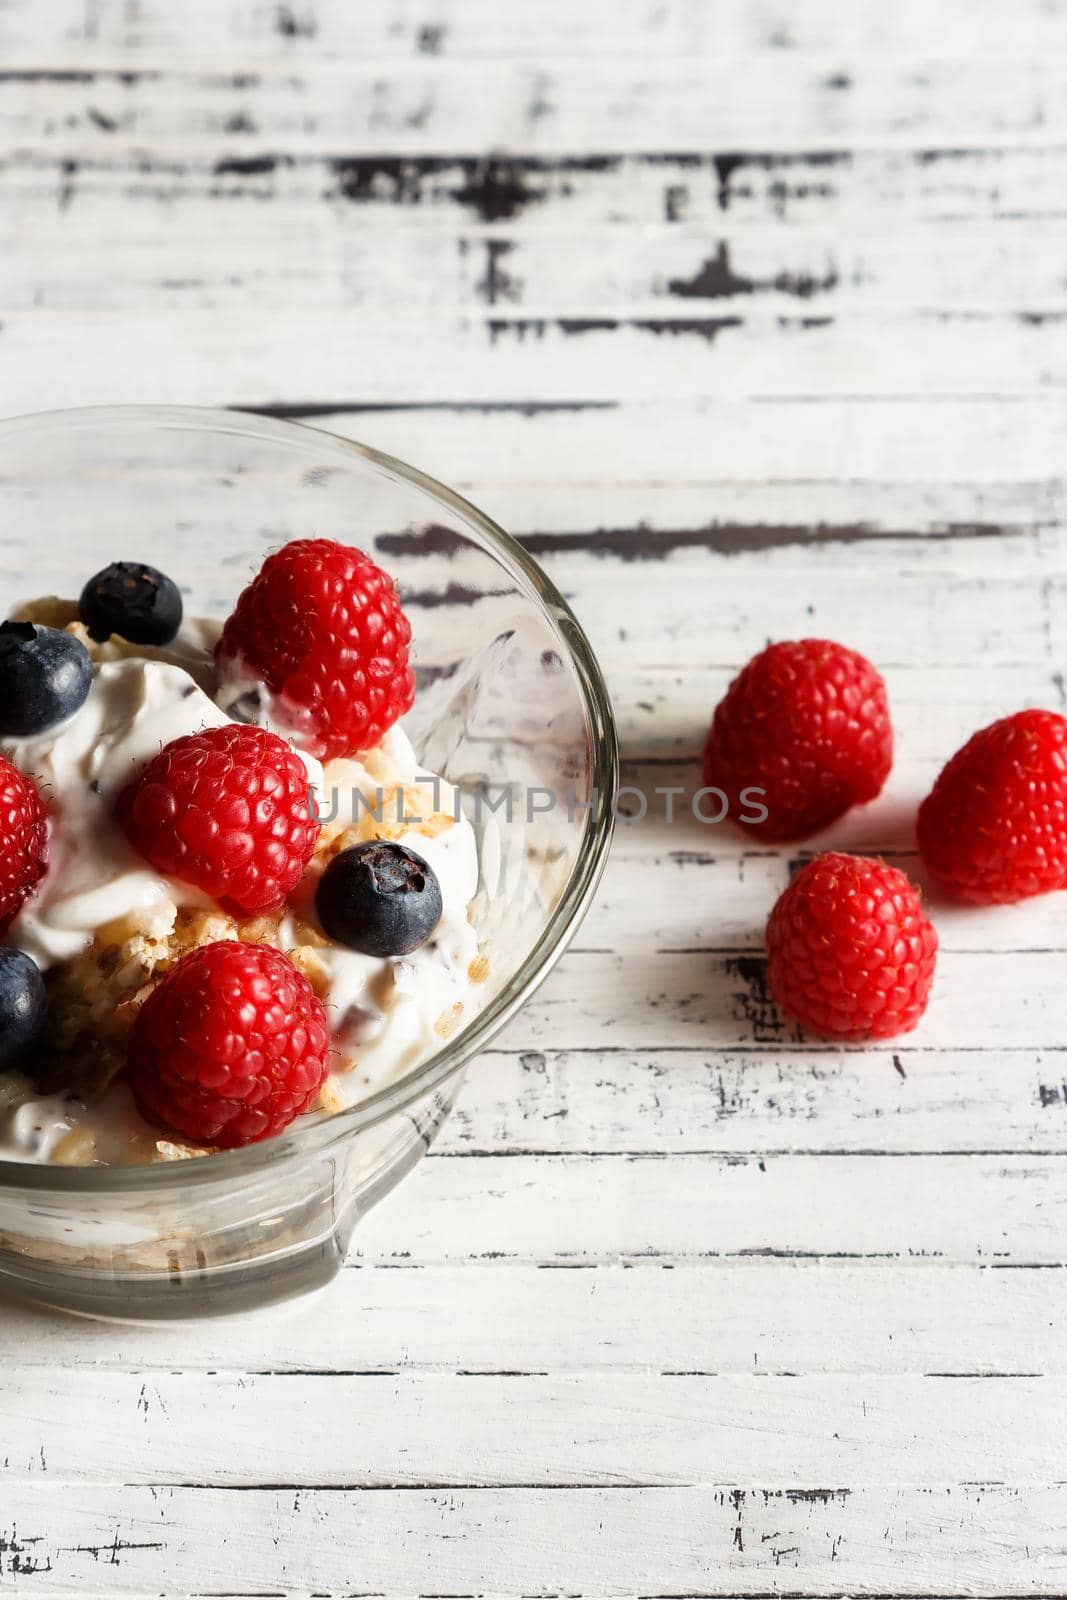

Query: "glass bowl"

xmin=0 ymin=404 xmax=617 ymax=1318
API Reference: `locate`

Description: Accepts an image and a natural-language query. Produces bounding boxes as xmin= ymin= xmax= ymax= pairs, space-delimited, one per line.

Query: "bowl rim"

xmin=0 ymin=402 xmax=619 ymax=1191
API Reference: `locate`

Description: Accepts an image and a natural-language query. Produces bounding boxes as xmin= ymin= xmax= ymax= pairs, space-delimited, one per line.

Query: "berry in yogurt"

xmin=215 ymin=538 xmax=415 ymax=759
xmin=118 ymin=722 xmax=321 ymax=917
xmin=0 ymin=948 xmax=47 ymax=1067
xmin=79 ymin=560 xmax=183 ymax=646
xmin=127 ymin=940 xmax=332 ymax=1149
xmin=0 ymin=620 xmax=92 ymax=736
xmin=317 ymin=840 xmax=444 ymax=958
xmin=0 ymin=754 xmax=49 ymax=931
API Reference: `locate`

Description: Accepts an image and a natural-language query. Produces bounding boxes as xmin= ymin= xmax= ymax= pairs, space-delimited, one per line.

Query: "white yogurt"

xmin=0 ymin=630 xmax=479 ymax=1165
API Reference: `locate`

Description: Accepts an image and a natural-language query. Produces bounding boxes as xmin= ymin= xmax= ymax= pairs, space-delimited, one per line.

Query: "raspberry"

xmin=765 ymin=852 xmax=937 ymax=1041
xmin=128 ymin=941 xmax=331 ymax=1148
xmin=215 ymin=538 xmax=414 ymax=760
xmin=918 ymin=709 xmax=1067 ymax=904
xmin=703 ymin=639 xmax=892 ymax=841
xmin=118 ymin=723 xmax=319 ymax=917
xmin=0 ymin=756 xmax=48 ymax=932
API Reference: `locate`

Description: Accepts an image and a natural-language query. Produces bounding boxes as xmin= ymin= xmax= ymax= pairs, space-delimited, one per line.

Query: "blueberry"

xmin=0 ymin=947 xmax=46 ymax=1067
xmin=79 ymin=561 xmax=183 ymax=645
xmin=0 ymin=621 xmax=92 ymax=736
xmin=316 ymin=841 xmax=443 ymax=957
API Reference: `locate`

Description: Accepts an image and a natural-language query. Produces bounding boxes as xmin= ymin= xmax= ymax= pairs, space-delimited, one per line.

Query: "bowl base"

xmin=0 ymin=1232 xmax=345 ymax=1320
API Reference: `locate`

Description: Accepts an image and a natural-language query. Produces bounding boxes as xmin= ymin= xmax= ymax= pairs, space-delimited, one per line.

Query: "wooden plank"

xmin=344 ymin=1152 xmax=1067 ymax=1263
xmin=500 ymin=948 xmax=1067 ymax=1053
xmin=8 ymin=307 xmax=1067 ymax=411
xmin=5 ymin=418 xmax=1064 ymax=573
xmin=0 ymin=1371 xmax=1063 ymax=1487
xmin=1 ymin=1482 xmax=1063 ymax=1594
xmin=591 ymin=725 xmax=1067 ymax=935
xmin=8 ymin=147 xmax=1067 ymax=240
xmin=4 ymin=0 xmax=1067 ymax=63
xmin=7 ymin=192 xmax=1067 ymax=318
xmin=581 ymin=846 xmax=1067 ymax=955
xmin=0 ymin=1260 xmax=1060 ymax=1376
xmin=6 ymin=59 xmax=1067 ymax=155
xmin=411 ymin=571 xmax=1065 ymax=730
xmin=0 ymin=0 xmax=715 ymax=60
xmin=240 ymin=395 xmax=1067 ymax=492
xmin=451 ymin=1045 xmax=1067 ymax=1156
xmin=555 ymin=569 xmax=1062 ymax=670
xmin=3 ymin=399 xmax=1064 ymax=515
xmin=5 ymin=0 xmax=1067 ymax=62
xmin=575 ymin=810 xmax=1027 ymax=932
xmin=4 ymin=484 xmax=1055 ymax=578
xmin=496 ymin=492 xmax=1062 ymax=563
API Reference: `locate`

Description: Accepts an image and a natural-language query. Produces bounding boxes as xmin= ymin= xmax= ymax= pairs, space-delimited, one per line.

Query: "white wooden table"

xmin=1 ymin=2 xmax=1066 ymax=1594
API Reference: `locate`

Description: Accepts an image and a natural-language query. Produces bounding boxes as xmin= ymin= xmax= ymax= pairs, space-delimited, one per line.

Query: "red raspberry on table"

xmin=117 ymin=723 xmax=319 ymax=917
xmin=765 ymin=852 xmax=937 ymax=1041
xmin=703 ymin=639 xmax=892 ymax=841
xmin=0 ymin=756 xmax=48 ymax=932
xmin=128 ymin=941 xmax=331 ymax=1148
xmin=918 ymin=708 xmax=1067 ymax=904
xmin=215 ymin=538 xmax=414 ymax=761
